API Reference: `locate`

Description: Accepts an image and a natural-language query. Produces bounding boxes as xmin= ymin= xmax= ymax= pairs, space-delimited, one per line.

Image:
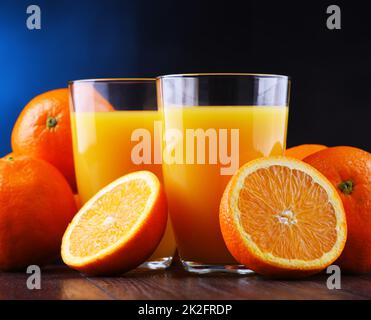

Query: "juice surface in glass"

xmin=71 ymin=110 xmax=176 ymax=261
xmin=161 ymin=106 xmax=288 ymax=264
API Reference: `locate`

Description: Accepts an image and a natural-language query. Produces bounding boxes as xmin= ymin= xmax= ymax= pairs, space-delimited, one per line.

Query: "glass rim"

xmin=157 ymin=73 xmax=290 ymax=80
xmin=68 ymin=78 xmax=156 ymax=85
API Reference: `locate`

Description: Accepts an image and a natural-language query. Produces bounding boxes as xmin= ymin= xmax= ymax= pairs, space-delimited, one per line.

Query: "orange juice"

xmin=161 ymin=106 xmax=288 ymax=264
xmin=70 ymin=111 xmax=176 ymax=262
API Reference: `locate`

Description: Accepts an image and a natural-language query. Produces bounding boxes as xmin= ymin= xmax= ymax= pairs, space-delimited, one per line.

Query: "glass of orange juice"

xmin=157 ymin=73 xmax=290 ymax=274
xmin=69 ymin=78 xmax=176 ymax=270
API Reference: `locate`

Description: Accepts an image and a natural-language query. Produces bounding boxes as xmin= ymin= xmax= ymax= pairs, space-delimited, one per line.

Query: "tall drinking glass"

xmin=69 ymin=78 xmax=176 ymax=269
xmin=157 ymin=73 xmax=290 ymax=273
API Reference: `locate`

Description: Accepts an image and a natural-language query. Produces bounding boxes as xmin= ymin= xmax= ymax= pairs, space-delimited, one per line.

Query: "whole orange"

xmin=0 ymin=154 xmax=77 ymax=270
xmin=11 ymin=88 xmax=76 ymax=191
xmin=304 ymin=146 xmax=371 ymax=273
xmin=285 ymin=144 xmax=327 ymax=160
xmin=3 ymin=152 xmax=13 ymax=158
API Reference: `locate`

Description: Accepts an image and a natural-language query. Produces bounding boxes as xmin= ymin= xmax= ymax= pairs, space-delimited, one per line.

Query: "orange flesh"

xmin=69 ymin=179 xmax=151 ymax=257
xmin=238 ymin=165 xmax=337 ymax=261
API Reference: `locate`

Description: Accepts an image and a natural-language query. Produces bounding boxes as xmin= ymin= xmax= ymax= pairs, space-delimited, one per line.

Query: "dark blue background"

xmin=0 ymin=0 xmax=370 ymax=156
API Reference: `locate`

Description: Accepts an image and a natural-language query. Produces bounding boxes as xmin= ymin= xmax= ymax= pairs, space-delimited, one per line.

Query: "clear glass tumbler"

xmin=157 ymin=73 xmax=290 ymax=274
xmin=69 ymin=78 xmax=176 ymax=269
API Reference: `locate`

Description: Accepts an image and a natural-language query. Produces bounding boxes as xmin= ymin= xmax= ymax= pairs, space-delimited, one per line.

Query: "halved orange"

xmin=61 ymin=171 xmax=167 ymax=275
xmin=219 ymin=157 xmax=347 ymax=278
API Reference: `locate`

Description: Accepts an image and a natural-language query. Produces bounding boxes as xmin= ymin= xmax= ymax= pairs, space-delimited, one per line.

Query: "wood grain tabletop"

xmin=0 ymin=262 xmax=370 ymax=300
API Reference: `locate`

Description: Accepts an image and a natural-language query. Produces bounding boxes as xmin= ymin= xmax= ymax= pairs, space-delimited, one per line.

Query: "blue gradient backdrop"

xmin=0 ymin=0 xmax=139 ymax=155
xmin=1 ymin=1 xmax=370 ymax=156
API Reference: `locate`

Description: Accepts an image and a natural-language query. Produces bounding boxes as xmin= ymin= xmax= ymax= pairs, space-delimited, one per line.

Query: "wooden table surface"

xmin=0 ymin=262 xmax=370 ymax=300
